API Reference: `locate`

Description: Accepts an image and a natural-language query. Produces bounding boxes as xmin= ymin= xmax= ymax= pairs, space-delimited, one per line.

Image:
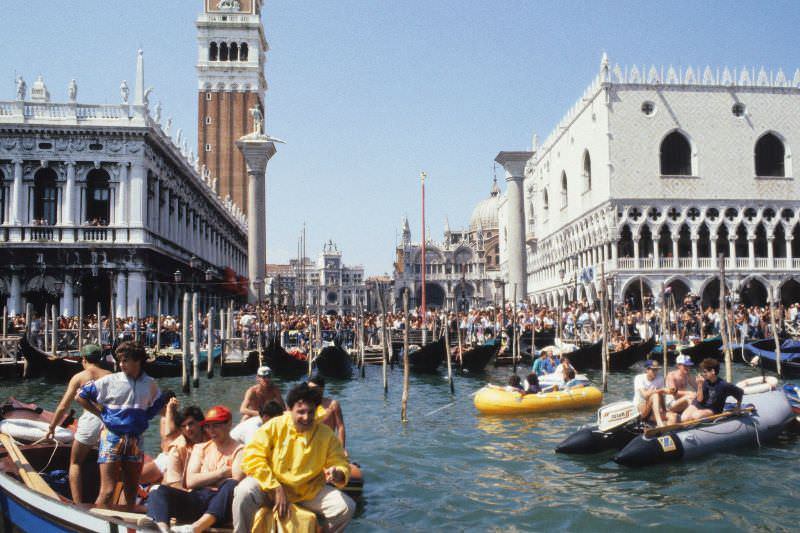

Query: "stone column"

xmin=117 ymin=162 xmax=129 ymax=226
xmin=728 ymin=238 xmax=736 ymax=269
xmin=633 ymin=237 xmax=640 ymax=269
xmin=767 ymin=236 xmax=774 ymax=268
xmin=495 ymin=151 xmax=533 ymax=300
xmin=671 ymin=235 xmax=679 ymax=268
xmin=691 ymin=237 xmax=698 ymax=268
xmin=8 ymin=274 xmax=21 ymax=315
xmin=747 ymin=236 xmax=755 ymax=268
xmin=128 ymin=162 xmax=145 ymax=227
xmin=236 ymin=134 xmax=277 ymax=303
xmin=786 ymin=238 xmax=793 ymax=261
xmin=115 ymin=272 xmax=127 ymax=318
xmin=710 ymin=238 xmax=717 ymax=262
xmin=127 ymin=271 xmax=146 ymax=317
xmin=63 ymin=161 xmax=76 ymax=226
xmin=62 ymin=274 xmax=74 ymax=317
xmin=11 ymin=158 xmax=23 ymax=225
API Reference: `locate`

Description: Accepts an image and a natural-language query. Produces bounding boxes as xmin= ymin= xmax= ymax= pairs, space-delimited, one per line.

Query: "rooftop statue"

xmin=250 ymin=106 xmax=263 ymax=135
xmin=15 ymin=75 xmax=26 ymax=101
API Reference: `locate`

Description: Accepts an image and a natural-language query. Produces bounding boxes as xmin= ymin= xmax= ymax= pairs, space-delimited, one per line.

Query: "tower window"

xmin=660 ymin=131 xmax=692 ymax=175
xmin=205 ymin=116 xmax=212 ymax=125
xmin=205 ymin=144 xmax=212 ymax=152
xmin=230 ymin=42 xmax=238 ymax=61
xmin=209 ymin=42 xmax=218 ymax=61
xmin=755 ymin=133 xmax=785 ymax=177
xmin=219 ymin=42 xmax=229 ymax=61
xmin=205 ymin=92 xmax=212 ymax=101
xmin=240 ymin=42 xmax=249 ymax=61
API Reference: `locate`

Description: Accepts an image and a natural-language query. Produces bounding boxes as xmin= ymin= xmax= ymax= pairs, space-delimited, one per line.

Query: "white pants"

xmin=74 ymin=411 xmax=103 ymax=447
xmin=232 ymin=476 xmax=355 ymax=533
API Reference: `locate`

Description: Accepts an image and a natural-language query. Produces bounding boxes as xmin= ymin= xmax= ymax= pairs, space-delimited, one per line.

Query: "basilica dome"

xmin=469 ymin=179 xmax=501 ymax=231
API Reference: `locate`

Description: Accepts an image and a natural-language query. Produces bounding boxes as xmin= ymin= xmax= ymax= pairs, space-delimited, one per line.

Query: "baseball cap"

xmin=676 ymin=354 xmax=694 ymax=366
xmin=257 ymin=366 xmax=272 ymax=378
xmin=644 ymin=360 xmax=661 ymax=369
xmin=80 ymin=344 xmax=103 ymax=362
xmin=202 ymin=405 xmax=232 ymax=425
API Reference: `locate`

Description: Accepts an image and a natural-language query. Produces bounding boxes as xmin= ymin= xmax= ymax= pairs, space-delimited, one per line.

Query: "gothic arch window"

xmin=773 ymin=224 xmax=787 ymax=257
xmin=660 ymin=131 xmax=692 ymax=176
xmin=678 ymin=224 xmax=691 ymax=257
xmin=229 ymin=42 xmax=239 ymax=61
xmin=33 ymin=168 xmax=58 ymax=225
xmin=716 ymin=224 xmax=730 ymax=257
xmin=754 ymin=223 xmax=768 ymax=257
xmin=754 ymin=132 xmax=785 ymax=177
xmin=240 ymin=42 xmax=249 ymax=61
xmin=657 ymin=225 xmax=672 ymax=257
xmin=86 ymin=169 xmax=110 ymax=225
xmin=617 ymin=225 xmax=634 ymax=258
xmin=639 ymin=225 xmax=654 ymax=257
xmin=209 ymin=42 xmax=218 ymax=61
xmin=734 ymin=224 xmax=748 ymax=257
xmin=219 ymin=42 xmax=229 ymax=61
xmin=793 ymin=224 xmax=800 ymax=258
xmin=697 ymin=223 xmax=711 ymax=257
xmin=582 ymin=150 xmax=591 ymax=191
xmin=560 ymin=171 xmax=568 ymax=208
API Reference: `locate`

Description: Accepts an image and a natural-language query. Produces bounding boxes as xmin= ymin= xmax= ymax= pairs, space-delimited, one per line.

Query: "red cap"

xmin=202 ymin=405 xmax=232 ymax=425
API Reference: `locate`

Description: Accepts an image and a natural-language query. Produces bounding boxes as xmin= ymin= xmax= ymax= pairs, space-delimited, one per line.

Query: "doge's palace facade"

xmin=515 ymin=55 xmax=800 ymax=307
xmin=0 ymin=53 xmax=248 ymax=318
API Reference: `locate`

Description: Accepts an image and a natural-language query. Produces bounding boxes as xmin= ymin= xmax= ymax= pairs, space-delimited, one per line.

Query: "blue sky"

xmin=3 ymin=1 xmax=800 ymax=274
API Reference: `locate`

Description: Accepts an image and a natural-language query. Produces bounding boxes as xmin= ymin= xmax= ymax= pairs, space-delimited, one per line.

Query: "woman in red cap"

xmin=146 ymin=405 xmax=244 ymax=533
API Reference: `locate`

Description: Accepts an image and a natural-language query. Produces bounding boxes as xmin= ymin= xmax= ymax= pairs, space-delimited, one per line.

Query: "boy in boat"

xmin=45 ymin=343 xmax=110 ymax=503
xmin=77 ymin=341 xmax=168 ymax=510
xmin=633 ymin=360 xmax=668 ymax=427
xmin=232 ymin=383 xmax=354 ymax=533
xmin=681 ymin=358 xmax=744 ymax=422
xmin=664 ymin=354 xmax=697 ymax=424
xmin=308 ymin=375 xmax=347 ymax=451
xmin=230 ymin=400 xmax=284 ymax=445
xmin=240 ymin=366 xmax=285 ymax=420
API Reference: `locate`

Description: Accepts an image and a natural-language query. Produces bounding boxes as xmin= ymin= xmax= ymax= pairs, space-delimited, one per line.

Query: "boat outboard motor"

xmin=556 ymin=401 xmax=640 ymax=454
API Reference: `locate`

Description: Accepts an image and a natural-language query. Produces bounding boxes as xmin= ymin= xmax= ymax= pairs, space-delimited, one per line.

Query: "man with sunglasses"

xmin=681 ymin=358 xmax=743 ymax=422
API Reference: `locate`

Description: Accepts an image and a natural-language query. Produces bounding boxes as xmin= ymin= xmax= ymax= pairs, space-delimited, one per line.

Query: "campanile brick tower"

xmin=196 ymin=0 xmax=267 ymax=214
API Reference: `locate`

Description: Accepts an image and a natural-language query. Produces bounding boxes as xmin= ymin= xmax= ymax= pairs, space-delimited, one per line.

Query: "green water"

xmin=3 ymin=362 xmax=798 ymax=531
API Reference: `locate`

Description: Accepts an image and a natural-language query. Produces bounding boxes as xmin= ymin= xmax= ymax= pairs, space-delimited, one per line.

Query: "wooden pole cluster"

xmin=512 ymin=284 xmax=518 ymax=374
xmin=660 ymin=283 xmax=668 ymax=379
xmin=51 ymin=304 xmax=57 ymax=357
xmin=207 ymin=306 xmax=215 ymax=379
xmin=768 ymin=287 xmax=782 ymax=378
xmin=134 ymin=299 xmax=140 ymax=343
xmin=599 ymin=263 xmax=609 ymax=392
xmin=155 ymin=297 xmax=162 ymax=354
xmin=25 ymin=303 xmax=32 ymax=339
xmin=78 ymin=296 xmax=84 ymax=351
xmin=401 ymin=289 xmax=410 ymax=422
xmin=378 ymin=285 xmax=389 ymax=394
xmin=181 ymin=292 xmax=190 ymax=393
xmin=44 ymin=306 xmax=49 ymax=354
xmin=96 ymin=302 xmax=102 ymax=347
xmin=443 ymin=310 xmax=454 ymax=394
xmin=718 ymin=254 xmax=733 ymax=382
xmin=192 ymin=293 xmax=200 ymax=388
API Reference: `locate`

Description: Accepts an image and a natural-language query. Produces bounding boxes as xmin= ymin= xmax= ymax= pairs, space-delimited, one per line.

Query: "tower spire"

xmin=134 ymin=49 xmax=145 ymax=106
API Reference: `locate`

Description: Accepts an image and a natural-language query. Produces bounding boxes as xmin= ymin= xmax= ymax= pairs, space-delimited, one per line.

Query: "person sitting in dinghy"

xmin=633 ymin=360 xmax=668 ymax=427
xmin=681 ymin=358 xmax=743 ymax=422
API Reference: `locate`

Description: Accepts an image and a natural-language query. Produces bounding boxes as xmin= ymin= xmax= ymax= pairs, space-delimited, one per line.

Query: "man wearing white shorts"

xmin=46 ymin=344 xmax=110 ymax=503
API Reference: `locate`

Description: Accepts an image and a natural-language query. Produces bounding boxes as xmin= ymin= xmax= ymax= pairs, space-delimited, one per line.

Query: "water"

xmin=3 ymin=361 xmax=799 ymax=531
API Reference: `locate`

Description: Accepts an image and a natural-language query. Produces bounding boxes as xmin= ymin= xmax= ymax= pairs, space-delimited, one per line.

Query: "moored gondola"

xmin=142 ymin=345 xmax=222 ymax=379
xmin=561 ymin=340 xmax=603 ymax=371
xmin=608 ymin=338 xmax=656 ymax=371
xmin=747 ymin=338 xmax=800 ymax=377
xmin=315 ymin=344 xmax=353 ymax=379
xmin=19 ymin=335 xmax=113 ymax=380
xmin=459 ymin=339 xmax=501 ymax=374
xmin=407 ymin=337 xmax=445 ymax=374
xmin=264 ymin=339 xmax=308 ymax=379
xmin=219 ymin=339 xmax=260 ymax=377
xmin=680 ymin=335 xmax=723 ymax=361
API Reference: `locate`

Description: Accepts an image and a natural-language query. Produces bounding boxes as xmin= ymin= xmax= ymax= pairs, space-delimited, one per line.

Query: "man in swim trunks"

xmin=664 ymin=354 xmax=697 ymax=424
xmin=240 ymin=366 xmax=285 ymax=420
xmin=307 ymin=375 xmax=346 ymax=450
xmin=46 ymin=344 xmax=110 ymax=503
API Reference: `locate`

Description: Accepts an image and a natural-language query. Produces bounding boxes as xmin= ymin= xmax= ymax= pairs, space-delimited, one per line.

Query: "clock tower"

xmin=196 ymin=0 xmax=267 ymax=214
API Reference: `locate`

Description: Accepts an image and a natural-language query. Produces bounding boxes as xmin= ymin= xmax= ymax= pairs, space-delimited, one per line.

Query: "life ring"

xmin=0 ymin=419 xmax=73 ymax=444
xmin=736 ymin=375 xmax=778 ymax=395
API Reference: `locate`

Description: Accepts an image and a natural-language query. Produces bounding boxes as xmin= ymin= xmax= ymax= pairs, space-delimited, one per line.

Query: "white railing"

xmin=775 ymin=258 xmax=789 ymax=269
xmin=793 ymin=259 xmax=800 ymax=269
xmin=698 ymin=257 xmax=715 ymax=269
xmin=755 ymin=257 xmax=771 ymax=269
xmin=659 ymin=258 xmax=673 ymax=268
xmin=678 ymin=258 xmax=692 ymax=268
xmin=618 ymin=258 xmax=634 ymax=269
xmin=81 ymin=227 xmax=109 ymax=241
xmin=735 ymin=258 xmax=749 ymax=268
xmin=639 ymin=257 xmax=653 ymax=269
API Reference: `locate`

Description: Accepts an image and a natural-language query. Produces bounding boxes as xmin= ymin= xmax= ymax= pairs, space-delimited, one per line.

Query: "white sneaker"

xmin=170 ymin=526 xmax=194 ymax=533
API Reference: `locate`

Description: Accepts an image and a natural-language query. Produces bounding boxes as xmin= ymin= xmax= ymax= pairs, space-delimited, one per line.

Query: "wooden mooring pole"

xmin=401 ymin=289 xmax=410 ymax=422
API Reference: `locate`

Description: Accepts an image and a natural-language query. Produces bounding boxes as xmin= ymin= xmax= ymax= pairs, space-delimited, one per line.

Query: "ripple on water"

xmin=2 ymin=361 xmax=798 ymax=530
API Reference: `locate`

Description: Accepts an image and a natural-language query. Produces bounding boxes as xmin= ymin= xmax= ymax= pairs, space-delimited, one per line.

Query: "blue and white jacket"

xmin=79 ymin=371 xmax=166 ymax=436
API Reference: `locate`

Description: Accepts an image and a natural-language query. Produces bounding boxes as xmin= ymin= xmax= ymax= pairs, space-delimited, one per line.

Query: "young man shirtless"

xmin=239 ymin=366 xmax=285 ymax=420
xmin=664 ymin=354 xmax=697 ymax=424
xmin=307 ymin=375 xmax=346 ymax=450
xmin=46 ymin=344 xmax=110 ymax=503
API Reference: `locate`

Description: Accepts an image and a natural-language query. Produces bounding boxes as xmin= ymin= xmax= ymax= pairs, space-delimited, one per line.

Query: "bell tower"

xmin=196 ymin=0 xmax=267 ymax=214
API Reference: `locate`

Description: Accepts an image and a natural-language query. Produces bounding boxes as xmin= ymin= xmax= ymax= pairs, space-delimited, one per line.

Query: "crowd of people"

xmin=47 ymin=341 xmax=355 ymax=532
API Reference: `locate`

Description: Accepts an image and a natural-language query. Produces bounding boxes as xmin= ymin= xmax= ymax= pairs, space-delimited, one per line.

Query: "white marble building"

xmin=503 ymin=55 xmax=800 ymax=307
xmin=0 ymin=53 xmax=248 ymax=317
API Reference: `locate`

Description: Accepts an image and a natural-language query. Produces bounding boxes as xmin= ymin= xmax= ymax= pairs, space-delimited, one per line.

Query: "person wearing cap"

xmin=240 ymin=366 xmax=285 ymax=420
xmin=147 ymin=405 xmax=244 ymax=533
xmin=664 ymin=354 xmax=698 ymax=424
xmin=232 ymin=382 xmax=354 ymax=533
xmin=45 ymin=343 xmax=110 ymax=503
xmin=632 ymin=360 xmax=668 ymax=427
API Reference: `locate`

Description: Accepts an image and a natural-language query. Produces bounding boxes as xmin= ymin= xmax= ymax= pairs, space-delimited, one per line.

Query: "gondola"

xmin=459 ymin=338 xmax=501 ymax=374
xmin=263 ymin=340 xmax=309 ymax=379
xmin=747 ymin=338 xmax=800 ymax=378
xmin=608 ymin=338 xmax=656 ymax=371
xmin=560 ymin=340 xmax=603 ymax=371
xmin=18 ymin=335 xmax=113 ymax=380
xmin=219 ymin=341 xmax=260 ymax=377
xmin=407 ymin=337 xmax=445 ymax=374
xmin=315 ymin=344 xmax=353 ymax=379
xmin=680 ymin=335 xmax=723 ymax=361
xmin=143 ymin=345 xmax=222 ymax=379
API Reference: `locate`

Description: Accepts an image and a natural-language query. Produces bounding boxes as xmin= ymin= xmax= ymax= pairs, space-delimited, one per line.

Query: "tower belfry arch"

xmin=196 ymin=0 xmax=268 ymax=214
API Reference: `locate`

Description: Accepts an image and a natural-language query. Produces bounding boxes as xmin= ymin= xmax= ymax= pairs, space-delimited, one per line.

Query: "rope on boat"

xmin=30 ymin=436 xmax=60 ymax=473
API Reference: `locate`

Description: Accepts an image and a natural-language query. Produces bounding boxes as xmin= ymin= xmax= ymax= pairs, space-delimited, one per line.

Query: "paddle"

xmin=0 ymin=433 xmax=60 ymax=499
xmin=643 ymin=406 xmax=754 ymax=438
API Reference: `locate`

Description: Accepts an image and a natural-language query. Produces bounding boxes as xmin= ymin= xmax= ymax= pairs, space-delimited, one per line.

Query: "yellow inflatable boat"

xmin=473 ymin=385 xmax=603 ymax=415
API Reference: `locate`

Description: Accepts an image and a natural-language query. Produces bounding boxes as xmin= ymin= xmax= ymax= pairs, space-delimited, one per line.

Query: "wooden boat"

xmin=264 ymin=340 xmax=308 ymax=379
xmin=19 ymin=335 xmax=114 ymax=380
xmin=459 ymin=339 xmax=501 ymax=374
xmin=407 ymin=338 xmax=445 ymax=374
xmin=747 ymin=338 xmax=800 ymax=378
xmin=560 ymin=340 xmax=603 ymax=371
xmin=219 ymin=339 xmax=260 ymax=377
xmin=608 ymin=338 xmax=656 ymax=372
xmin=0 ymin=335 xmax=24 ymax=379
xmin=473 ymin=384 xmax=602 ymax=415
xmin=143 ymin=345 xmax=222 ymax=379
xmin=680 ymin=335 xmax=723 ymax=361
xmin=315 ymin=344 xmax=353 ymax=379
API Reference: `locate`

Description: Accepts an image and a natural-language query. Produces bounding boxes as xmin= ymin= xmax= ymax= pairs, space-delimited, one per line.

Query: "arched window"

xmin=755 ymin=133 xmax=785 ymax=177
xmin=86 ymin=169 xmax=110 ymax=225
xmin=219 ymin=42 xmax=229 ymax=61
xmin=33 ymin=168 xmax=58 ymax=225
xmin=240 ymin=42 xmax=249 ymax=61
xmin=660 ymin=131 xmax=692 ymax=176
xmin=582 ymin=150 xmax=591 ymax=191
xmin=209 ymin=42 xmax=218 ymax=61
xmin=560 ymin=171 xmax=568 ymax=208
xmin=229 ymin=42 xmax=238 ymax=61
xmin=542 ymin=189 xmax=549 ymax=212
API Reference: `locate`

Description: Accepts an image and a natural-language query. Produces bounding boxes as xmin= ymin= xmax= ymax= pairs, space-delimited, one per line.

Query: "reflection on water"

xmin=2 ymin=362 xmax=798 ymax=530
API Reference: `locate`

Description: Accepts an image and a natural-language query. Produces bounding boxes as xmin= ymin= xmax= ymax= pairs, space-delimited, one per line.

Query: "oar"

xmin=0 ymin=433 xmax=60 ymax=499
xmin=644 ymin=406 xmax=754 ymax=438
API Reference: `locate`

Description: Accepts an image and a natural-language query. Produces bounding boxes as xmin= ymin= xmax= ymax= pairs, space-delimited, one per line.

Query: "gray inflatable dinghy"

xmin=614 ymin=390 xmax=793 ymax=467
